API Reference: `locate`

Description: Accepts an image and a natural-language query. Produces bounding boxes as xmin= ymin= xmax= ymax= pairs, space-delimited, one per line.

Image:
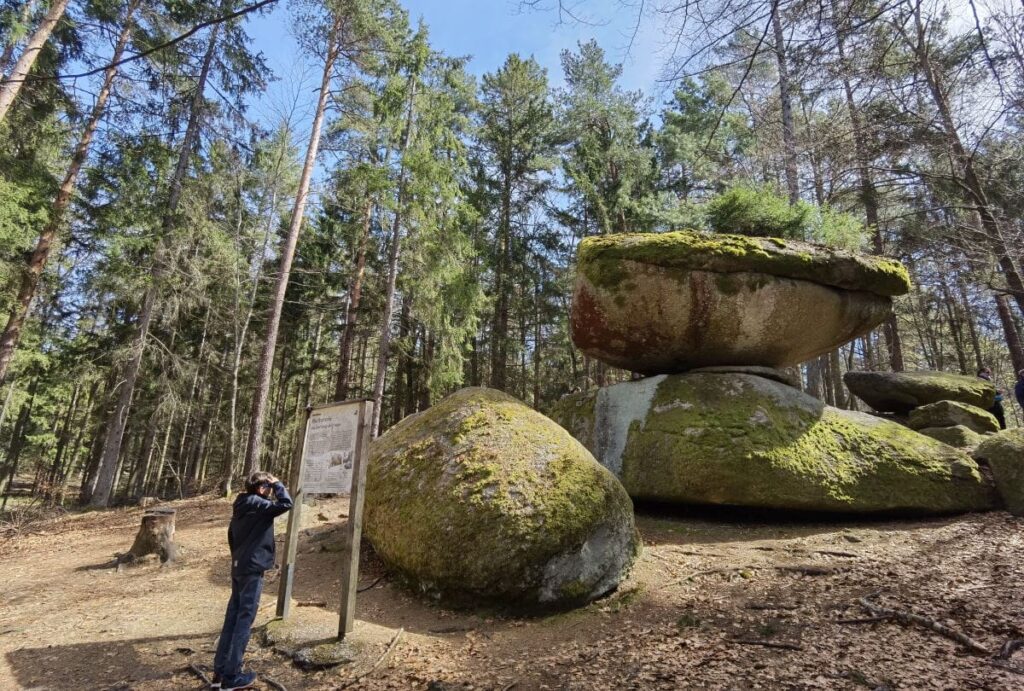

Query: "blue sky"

xmin=245 ymin=0 xmax=667 ymax=129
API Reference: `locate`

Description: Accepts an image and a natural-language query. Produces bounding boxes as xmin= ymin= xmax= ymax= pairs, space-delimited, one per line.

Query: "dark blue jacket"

xmin=1016 ymin=379 xmax=1024 ymax=408
xmin=228 ymin=482 xmax=292 ymax=576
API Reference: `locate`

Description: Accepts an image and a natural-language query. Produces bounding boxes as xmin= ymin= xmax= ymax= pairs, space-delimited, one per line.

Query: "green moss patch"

xmin=845 ymin=371 xmax=996 ymax=413
xmin=974 ymin=430 xmax=1024 ymax=516
xmin=577 ymin=230 xmax=910 ymax=297
xmin=917 ymin=425 xmax=985 ymax=450
xmin=365 ymin=387 xmax=639 ymax=609
xmin=557 ymin=373 xmax=995 ymax=515
xmin=908 ymin=400 xmax=999 ymax=434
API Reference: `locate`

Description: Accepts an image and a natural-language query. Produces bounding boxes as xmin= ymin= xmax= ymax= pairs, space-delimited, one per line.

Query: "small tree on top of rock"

xmin=706 ymin=184 xmax=865 ymax=251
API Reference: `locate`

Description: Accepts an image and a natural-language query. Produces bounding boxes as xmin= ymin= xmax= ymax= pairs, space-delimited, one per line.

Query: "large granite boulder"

xmin=844 ymin=371 xmax=996 ymax=414
xmin=550 ymin=373 xmax=996 ymax=514
xmin=364 ymin=388 xmax=639 ymax=609
xmin=917 ymin=425 xmax=985 ymax=450
xmin=973 ymin=430 xmax=1024 ymax=516
xmin=908 ymin=400 xmax=999 ymax=434
xmin=570 ymin=231 xmax=910 ymax=373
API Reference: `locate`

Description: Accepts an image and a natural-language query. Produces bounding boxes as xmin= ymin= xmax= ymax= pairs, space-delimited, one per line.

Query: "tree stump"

xmin=120 ymin=508 xmax=178 ymax=565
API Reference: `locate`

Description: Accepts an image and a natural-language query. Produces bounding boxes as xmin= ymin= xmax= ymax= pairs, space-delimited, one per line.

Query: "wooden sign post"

xmin=338 ymin=400 xmax=373 ymax=638
xmin=276 ymin=399 xmax=374 ymax=640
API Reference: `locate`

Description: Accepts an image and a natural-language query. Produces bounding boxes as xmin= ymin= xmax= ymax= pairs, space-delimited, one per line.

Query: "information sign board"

xmin=300 ymin=402 xmax=361 ymax=495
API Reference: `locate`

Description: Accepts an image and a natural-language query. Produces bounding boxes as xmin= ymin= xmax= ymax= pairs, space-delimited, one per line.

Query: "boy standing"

xmin=213 ymin=471 xmax=293 ymax=690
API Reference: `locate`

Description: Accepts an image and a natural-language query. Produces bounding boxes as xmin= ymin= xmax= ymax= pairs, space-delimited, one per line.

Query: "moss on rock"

xmin=577 ymin=230 xmax=910 ymax=297
xmin=844 ymin=371 xmax=996 ymax=414
xmin=917 ymin=425 xmax=985 ymax=450
xmin=909 ymin=401 xmax=999 ymax=434
xmin=365 ymin=387 xmax=639 ymax=610
xmin=973 ymin=429 xmax=1024 ymax=516
xmin=551 ymin=373 xmax=996 ymax=515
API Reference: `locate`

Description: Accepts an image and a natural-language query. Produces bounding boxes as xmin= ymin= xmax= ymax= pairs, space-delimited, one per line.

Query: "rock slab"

xmin=973 ymin=430 xmax=1024 ymax=516
xmin=365 ymin=387 xmax=640 ymax=609
xmin=571 ymin=231 xmax=909 ymax=373
xmin=844 ymin=371 xmax=996 ymax=414
xmin=550 ymin=373 xmax=996 ymax=514
xmin=909 ymin=400 xmax=999 ymax=434
xmin=917 ymin=425 xmax=985 ymax=450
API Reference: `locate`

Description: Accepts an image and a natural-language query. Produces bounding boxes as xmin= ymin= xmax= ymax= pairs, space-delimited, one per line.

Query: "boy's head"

xmin=245 ymin=471 xmax=276 ymax=496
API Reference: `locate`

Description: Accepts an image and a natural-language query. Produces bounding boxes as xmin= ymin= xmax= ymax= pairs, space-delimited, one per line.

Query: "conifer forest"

xmin=1 ymin=0 xmax=1023 ymax=509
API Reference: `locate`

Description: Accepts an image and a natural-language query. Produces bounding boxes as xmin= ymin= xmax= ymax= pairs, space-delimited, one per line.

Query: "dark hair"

xmin=245 ymin=471 xmax=274 ymax=493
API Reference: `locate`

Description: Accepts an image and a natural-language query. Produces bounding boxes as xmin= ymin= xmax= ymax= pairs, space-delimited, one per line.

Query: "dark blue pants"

xmin=213 ymin=572 xmax=264 ymax=679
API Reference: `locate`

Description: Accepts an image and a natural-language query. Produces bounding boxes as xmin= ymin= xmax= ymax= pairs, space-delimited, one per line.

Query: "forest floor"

xmin=1 ymin=495 xmax=1023 ymax=690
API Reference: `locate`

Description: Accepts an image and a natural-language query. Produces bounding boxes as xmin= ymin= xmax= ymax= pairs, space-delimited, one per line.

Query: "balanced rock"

xmin=973 ymin=429 xmax=1024 ymax=516
xmin=844 ymin=371 xmax=996 ymax=414
xmin=550 ymin=373 xmax=995 ymax=514
xmin=365 ymin=387 xmax=639 ymax=609
xmin=917 ymin=425 xmax=985 ymax=450
xmin=689 ymin=365 xmax=800 ymax=389
xmin=571 ymin=231 xmax=909 ymax=374
xmin=908 ymin=400 xmax=999 ymax=435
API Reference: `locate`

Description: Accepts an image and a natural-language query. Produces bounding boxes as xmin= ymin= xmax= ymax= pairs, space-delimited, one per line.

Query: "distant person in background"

xmin=212 ymin=471 xmax=292 ymax=690
xmin=1015 ymin=370 xmax=1024 ymax=415
xmin=978 ymin=367 xmax=1007 ymax=430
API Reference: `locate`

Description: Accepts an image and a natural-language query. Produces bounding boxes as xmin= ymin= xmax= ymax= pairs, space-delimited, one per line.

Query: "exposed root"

xmin=858 ymin=596 xmax=991 ymax=656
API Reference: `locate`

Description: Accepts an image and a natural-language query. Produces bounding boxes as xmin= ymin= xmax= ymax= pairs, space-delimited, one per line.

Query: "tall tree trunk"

xmin=90 ymin=22 xmax=220 ymax=507
xmin=130 ymin=410 xmax=159 ymax=497
xmin=771 ymin=8 xmax=799 ymax=204
xmin=995 ymin=294 xmax=1024 ymax=374
xmin=371 ymin=77 xmax=418 ymax=437
xmin=533 ymin=280 xmax=542 ymax=408
xmin=0 ymin=1 xmax=138 ymax=385
xmin=0 ymin=377 xmax=38 ymax=507
xmin=0 ymin=382 xmax=15 ymax=439
xmin=334 ymin=200 xmax=372 ymax=400
xmin=56 ymin=382 xmax=96 ymax=505
xmin=46 ymin=382 xmax=80 ymax=495
xmin=905 ymin=2 xmax=1024 ymax=316
xmin=391 ymin=297 xmax=411 ymax=425
xmin=304 ymin=312 xmax=323 ymax=407
xmin=939 ymin=281 xmax=969 ymax=373
xmin=0 ymin=0 xmax=68 ymax=122
xmin=150 ymin=407 xmax=176 ymax=496
xmin=829 ymin=348 xmax=847 ymax=408
xmin=491 ymin=173 xmax=512 ymax=389
xmin=243 ymin=17 xmax=341 ymax=475
xmin=224 ymin=178 xmax=281 ymax=494
xmin=956 ymin=276 xmax=984 ymax=372
xmin=832 ymin=0 xmax=904 ymax=370
xmin=0 ymin=1 xmax=38 ymax=92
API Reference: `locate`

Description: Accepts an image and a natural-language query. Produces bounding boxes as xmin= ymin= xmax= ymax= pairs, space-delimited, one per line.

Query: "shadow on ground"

xmin=5 ymin=632 xmax=214 ymax=690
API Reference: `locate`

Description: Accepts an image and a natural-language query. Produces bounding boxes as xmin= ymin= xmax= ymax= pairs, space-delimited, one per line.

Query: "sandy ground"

xmin=1 ymin=496 xmax=1022 ymax=690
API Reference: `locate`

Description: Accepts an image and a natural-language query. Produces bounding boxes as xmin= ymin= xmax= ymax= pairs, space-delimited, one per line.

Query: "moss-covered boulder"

xmin=909 ymin=401 xmax=999 ymax=434
xmin=550 ymin=373 xmax=996 ymax=514
xmin=844 ymin=371 xmax=996 ymax=414
xmin=364 ymin=387 xmax=639 ymax=609
xmin=917 ymin=425 xmax=985 ymax=450
xmin=571 ymin=231 xmax=909 ymax=373
xmin=973 ymin=430 xmax=1024 ymax=516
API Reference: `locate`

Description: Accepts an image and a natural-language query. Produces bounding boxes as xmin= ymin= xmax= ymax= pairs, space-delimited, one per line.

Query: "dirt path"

xmin=1 ymin=497 xmax=1021 ymax=690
